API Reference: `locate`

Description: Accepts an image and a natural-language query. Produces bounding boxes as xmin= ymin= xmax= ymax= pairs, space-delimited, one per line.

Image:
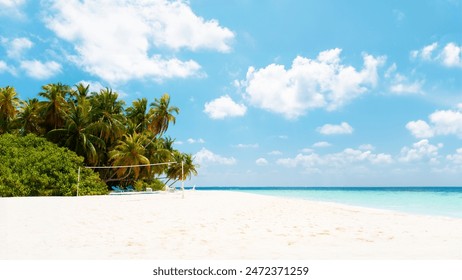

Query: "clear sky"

xmin=1 ymin=0 xmax=461 ymax=186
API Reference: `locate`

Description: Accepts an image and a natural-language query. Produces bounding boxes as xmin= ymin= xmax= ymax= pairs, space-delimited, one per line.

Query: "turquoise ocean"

xmin=193 ymin=187 xmax=462 ymax=219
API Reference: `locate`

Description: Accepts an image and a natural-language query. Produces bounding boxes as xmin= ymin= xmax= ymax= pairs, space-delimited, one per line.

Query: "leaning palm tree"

xmin=17 ymin=98 xmax=42 ymax=136
xmin=165 ymin=152 xmax=198 ymax=187
xmin=0 ymin=86 xmax=20 ymax=133
xmin=144 ymin=136 xmax=175 ymax=177
xmin=39 ymin=83 xmax=71 ymax=132
xmin=148 ymin=93 xmax=179 ymax=137
xmin=109 ymin=133 xmax=150 ymax=181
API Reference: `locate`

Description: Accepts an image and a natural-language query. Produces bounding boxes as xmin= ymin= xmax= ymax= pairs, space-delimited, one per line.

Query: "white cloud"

xmin=256 ymin=158 xmax=268 ymax=166
xmin=440 ymin=42 xmax=462 ymax=67
xmin=2 ymin=37 xmax=33 ymax=59
xmin=312 ymin=141 xmax=331 ymax=148
xmin=0 ymin=0 xmax=25 ymax=17
xmin=411 ymin=42 xmax=438 ymax=60
xmin=412 ymin=42 xmax=462 ymax=68
xmin=390 ymin=81 xmax=423 ymax=94
xmin=300 ymin=148 xmax=314 ymax=154
xmin=20 ymin=60 xmax=61 ymax=79
xmin=358 ymin=144 xmax=375 ymax=151
xmin=399 ymin=139 xmax=442 ymax=163
xmin=429 ymin=110 xmax=462 ymax=137
xmin=204 ymin=95 xmax=247 ymax=119
xmin=447 ymin=148 xmax=462 ymax=164
xmin=268 ymin=150 xmax=282 ymax=156
xmin=237 ymin=48 xmax=385 ymax=119
xmin=234 ymin=143 xmax=259 ymax=148
xmin=422 ymin=43 xmax=438 ymax=60
xmin=407 ymin=108 xmax=462 ymax=139
xmin=277 ymin=147 xmax=392 ymax=169
xmin=194 ymin=148 xmax=236 ymax=165
xmin=0 ymin=0 xmax=24 ymax=7
xmin=148 ymin=1 xmax=234 ymax=52
xmin=385 ymin=63 xmax=423 ymax=95
xmin=277 ymin=153 xmax=321 ymax=168
xmin=406 ymin=120 xmax=435 ymax=138
xmin=317 ymin=122 xmax=353 ymax=135
xmin=0 ymin=60 xmax=8 ymax=72
xmin=43 ymin=0 xmax=234 ymax=83
xmin=187 ymin=138 xmax=205 ymax=144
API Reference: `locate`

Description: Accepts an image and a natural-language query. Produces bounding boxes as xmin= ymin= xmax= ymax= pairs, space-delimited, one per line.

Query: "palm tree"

xmin=47 ymin=101 xmax=105 ymax=165
xmin=0 ymin=86 xmax=20 ymax=133
xmin=144 ymin=136 xmax=174 ymax=176
xmin=39 ymin=83 xmax=71 ymax=132
xmin=126 ymin=98 xmax=148 ymax=133
xmin=89 ymin=88 xmax=126 ymax=144
xmin=69 ymin=83 xmax=91 ymax=105
xmin=109 ymin=133 xmax=150 ymax=180
xmin=148 ymin=93 xmax=179 ymax=137
xmin=165 ymin=152 xmax=198 ymax=187
xmin=17 ymin=98 xmax=42 ymax=136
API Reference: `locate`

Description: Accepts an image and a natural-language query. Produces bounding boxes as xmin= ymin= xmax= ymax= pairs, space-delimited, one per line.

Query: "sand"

xmin=1 ymin=191 xmax=461 ymax=259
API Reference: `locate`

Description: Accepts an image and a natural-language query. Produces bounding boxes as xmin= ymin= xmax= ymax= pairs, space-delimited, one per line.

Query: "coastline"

xmin=2 ymin=190 xmax=461 ymax=259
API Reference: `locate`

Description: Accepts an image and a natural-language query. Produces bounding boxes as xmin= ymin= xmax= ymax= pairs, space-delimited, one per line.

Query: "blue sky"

xmin=1 ymin=0 xmax=461 ymax=186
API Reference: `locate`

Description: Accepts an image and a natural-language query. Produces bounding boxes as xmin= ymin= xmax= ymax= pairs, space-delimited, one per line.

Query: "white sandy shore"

xmin=1 ymin=191 xmax=461 ymax=259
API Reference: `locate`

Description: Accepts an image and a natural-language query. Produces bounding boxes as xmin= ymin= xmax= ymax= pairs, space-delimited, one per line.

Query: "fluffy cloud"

xmin=317 ymin=122 xmax=353 ymax=135
xmin=312 ymin=141 xmax=331 ymax=148
xmin=390 ymin=81 xmax=423 ymax=94
xmin=447 ymin=148 xmax=462 ymax=164
xmin=411 ymin=42 xmax=438 ymax=61
xmin=43 ymin=0 xmax=234 ymax=83
xmin=20 ymin=60 xmax=61 ymax=79
xmin=399 ymin=139 xmax=442 ymax=163
xmin=194 ymin=148 xmax=236 ymax=165
xmin=234 ymin=143 xmax=259 ymax=148
xmin=411 ymin=42 xmax=462 ymax=68
xmin=440 ymin=43 xmax=462 ymax=67
xmin=237 ymin=48 xmax=385 ymax=119
xmin=255 ymin=158 xmax=268 ymax=166
xmin=0 ymin=0 xmax=24 ymax=7
xmin=268 ymin=150 xmax=282 ymax=156
xmin=0 ymin=0 xmax=25 ymax=17
xmin=1 ymin=37 xmax=33 ymax=59
xmin=385 ymin=63 xmax=423 ymax=95
xmin=406 ymin=108 xmax=462 ymax=138
xmin=187 ymin=138 xmax=205 ymax=144
xmin=406 ymin=120 xmax=435 ymax=138
xmin=204 ymin=95 xmax=247 ymax=119
xmin=277 ymin=147 xmax=392 ymax=169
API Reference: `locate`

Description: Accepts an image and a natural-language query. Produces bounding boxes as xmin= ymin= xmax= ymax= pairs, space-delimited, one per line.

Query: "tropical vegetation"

xmin=0 ymin=83 xmax=198 ymax=196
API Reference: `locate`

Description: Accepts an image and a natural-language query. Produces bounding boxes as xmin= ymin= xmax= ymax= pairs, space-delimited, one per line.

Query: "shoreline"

xmin=2 ymin=191 xmax=462 ymax=259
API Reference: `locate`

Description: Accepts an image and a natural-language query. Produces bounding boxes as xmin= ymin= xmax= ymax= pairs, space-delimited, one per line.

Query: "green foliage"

xmin=0 ymin=134 xmax=107 ymax=197
xmin=134 ymin=178 xmax=165 ymax=191
xmin=0 ymin=83 xmax=198 ymax=193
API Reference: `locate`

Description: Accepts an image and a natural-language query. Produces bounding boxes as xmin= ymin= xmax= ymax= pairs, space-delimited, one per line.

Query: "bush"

xmin=134 ymin=178 xmax=165 ymax=191
xmin=0 ymin=134 xmax=107 ymax=196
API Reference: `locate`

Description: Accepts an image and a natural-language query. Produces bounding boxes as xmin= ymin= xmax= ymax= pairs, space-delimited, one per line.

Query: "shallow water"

xmin=194 ymin=187 xmax=462 ymax=218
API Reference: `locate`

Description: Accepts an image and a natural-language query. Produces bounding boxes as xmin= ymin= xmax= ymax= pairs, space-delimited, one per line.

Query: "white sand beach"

xmin=1 ymin=191 xmax=461 ymax=259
